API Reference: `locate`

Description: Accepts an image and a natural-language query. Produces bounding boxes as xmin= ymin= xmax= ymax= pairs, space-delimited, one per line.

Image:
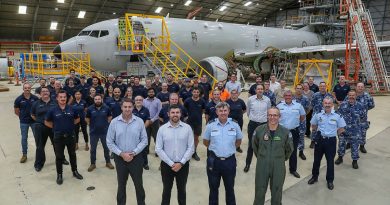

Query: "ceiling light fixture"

xmin=78 ymin=10 xmax=86 ymax=18
xmin=55 ymin=8 xmax=59 ymax=11
xmin=113 ymin=12 xmax=116 ymax=15
xmin=219 ymin=5 xmax=227 ymax=11
xmin=50 ymin=22 xmax=58 ymax=30
xmin=244 ymin=1 xmax=252 ymax=6
xmin=18 ymin=5 xmax=27 ymax=14
xmin=57 ymin=0 xmax=65 ymax=3
xmin=184 ymin=0 xmax=192 ymax=6
xmin=155 ymin=7 xmax=163 ymax=13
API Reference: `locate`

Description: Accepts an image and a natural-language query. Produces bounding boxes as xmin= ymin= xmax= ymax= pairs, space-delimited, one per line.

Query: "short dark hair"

xmin=134 ymin=76 xmax=140 ymax=80
xmin=168 ymin=104 xmax=181 ymax=112
xmin=192 ymin=87 xmax=200 ymax=92
xmin=57 ymin=90 xmax=67 ymax=97
xmin=40 ymin=86 xmax=50 ymax=94
xmin=70 ymin=69 xmax=75 ymax=73
xmin=74 ymin=90 xmax=82 ymax=95
xmin=121 ymin=98 xmax=133 ymax=106
xmin=147 ymin=87 xmax=155 ymax=93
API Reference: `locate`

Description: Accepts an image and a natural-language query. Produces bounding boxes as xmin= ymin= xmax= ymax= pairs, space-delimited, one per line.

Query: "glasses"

xmin=268 ymin=114 xmax=279 ymax=117
xmin=135 ymin=99 xmax=143 ymax=101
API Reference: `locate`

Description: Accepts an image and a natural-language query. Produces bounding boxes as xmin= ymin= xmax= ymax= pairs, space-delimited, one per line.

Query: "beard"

xmin=95 ymin=102 xmax=102 ymax=107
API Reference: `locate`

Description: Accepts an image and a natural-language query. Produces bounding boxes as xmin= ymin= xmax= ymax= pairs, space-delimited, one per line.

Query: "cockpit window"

xmin=89 ymin=30 xmax=100 ymax=38
xmin=78 ymin=30 xmax=91 ymax=36
xmin=100 ymin=30 xmax=109 ymax=37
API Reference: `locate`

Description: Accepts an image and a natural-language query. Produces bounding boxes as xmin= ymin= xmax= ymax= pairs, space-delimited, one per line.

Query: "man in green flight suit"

xmin=252 ymin=107 xmax=294 ymax=205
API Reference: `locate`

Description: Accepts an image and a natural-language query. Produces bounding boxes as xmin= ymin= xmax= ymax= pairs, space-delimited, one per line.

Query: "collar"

xmin=255 ymin=95 xmax=264 ymax=100
xmin=216 ymin=118 xmax=231 ymax=126
xmin=167 ymin=121 xmax=184 ymax=128
xmin=118 ymin=114 xmax=136 ymax=123
xmin=281 ymin=100 xmax=296 ymax=105
xmin=321 ymin=109 xmax=335 ymax=115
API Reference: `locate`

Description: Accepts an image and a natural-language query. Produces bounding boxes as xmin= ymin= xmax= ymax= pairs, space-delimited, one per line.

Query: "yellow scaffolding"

xmin=294 ymin=59 xmax=334 ymax=91
xmin=117 ymin=13 xmax=219 ymax=87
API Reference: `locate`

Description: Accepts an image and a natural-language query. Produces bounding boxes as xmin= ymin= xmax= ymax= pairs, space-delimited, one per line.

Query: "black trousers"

xmin=33 ymin=123 xmax=54 ymax=169
xmin=161 ymin=161 xmax=190 ymax=205
xmin=312 ymin=136 xmax=336 ymax=182
xmin=53 ymin=134 xmax=77 ymax=174
xmin=305 ymin=110 xmax=313 ymax=136
xmin=114 ymin=154 xmax=145 ymax=205
xmin=144 ymin=120 xmax=160 ymax=165
xmin=246 ymin=121 xmax=265 ymax=166
xmin=75 ymin=119 xmax=89 ymax=143
xmin=289 ymin=127 xmax=300 ymax=173
xmin=90 ymin=134 xmax=110 ymax=164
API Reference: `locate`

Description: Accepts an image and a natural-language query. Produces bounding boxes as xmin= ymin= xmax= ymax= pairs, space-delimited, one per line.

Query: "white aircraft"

xmin=54 ymin=16 xmax=323 ymax=80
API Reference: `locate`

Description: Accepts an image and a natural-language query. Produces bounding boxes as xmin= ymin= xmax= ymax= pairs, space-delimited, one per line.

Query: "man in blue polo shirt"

xmin=86 ymin=94 xmax=114 ymax=172
xmin=105 ymin=87 xmax=122 ymax=118
xmin=76 ymin=75 xmax=91 ymax=100
xmin=332 ymin=75 xmax=351 ymax=106
xmin=159 ymin=93 xmax=188 ymax=124
xmin=166 ymin=74 xmax=181 ymax=93
xmin=45 ymin=90 xmax=83 ymax=185
xmin=133 ymin=95 xmax=151 ymax=170
xmin=14 ymin=83 xmax=39 ymax=163
xmin=205 ymin=89 xmax=222 ymax=123
xmin=132 ymin=76 xmax=148 ymax=98
xmin=184 ymin=87 xmax=206 ymax=161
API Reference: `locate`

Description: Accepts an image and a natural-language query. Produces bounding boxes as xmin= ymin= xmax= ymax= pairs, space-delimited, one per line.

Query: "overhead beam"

xmin=31 ymin=0 xmax=41 ymax=41
xmin=92 ymin=0 xmax=108 ymax=23
xmin=61 ymin=0 xmax=76 ymax=41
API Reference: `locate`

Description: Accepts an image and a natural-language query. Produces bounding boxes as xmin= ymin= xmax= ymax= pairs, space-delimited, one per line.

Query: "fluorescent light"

xmin=78 ymin=10 xmax=86 ymax=18
xmin=155 ymin=7 xmax=163 ymax=13
xmin=57 ymin=0 xmax=65 ymax=3
xmin=184 ymin=0 xmax=192 ymax=6
xmin=219 ymin=5 xmax=227 ymax=11
xmin=280 ymin=8 xmax=283 ymax=10
xmin=18 ymin=5 xmax=27 ymax=14
xmin=55 ymin=7 xmax=59 ymax=11
xmin=244 ymin=1 xmax=252 ymax=6
xmin=113 ymin=12 xmax=116 ymax=15
xmin=171 ymin=4 xmax=174 ymax=7
xmin=50 ymin=22 xmax=58 ymax=30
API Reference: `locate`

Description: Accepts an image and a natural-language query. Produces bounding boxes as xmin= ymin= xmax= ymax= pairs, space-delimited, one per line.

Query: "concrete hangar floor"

xmin=0 ymin=83 xmax=390 ymax=205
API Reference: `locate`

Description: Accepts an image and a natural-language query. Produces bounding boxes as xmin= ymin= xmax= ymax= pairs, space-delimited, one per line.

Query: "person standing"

xmin=203 ymin=102 xmax=243 ymax=205
xmin=302 ymin=82 xmax=315 ymax=138
xmin=14 ymin=83 xmax=39 ymax=163
xmin=44 ymin=90 xmax=83 ymax=185
xmin=151 ymin=74 xmax=162 ymax=93
xmin=133 ymin=96 xmax=152 ymax=170
xmin=248 ymin=75 xmax=262 ymax=97
xmin=225 ymin=73 xmax=241 ymax=93
xmin=274 ymin=79 xmax=290 ymax=105
xmin=143 ymin=88 xmax=162 ymax=156
xmin=277 ymin=91 xmax=306 ymax=178
xmin=199 ymin=74 xmax=212 ymax=102
xmin=310 ymin=82 xmax=334 ymax=148
xmin=184 ymin=87 xmax=206 ymax=161
xmin=34 ymin=78 xmax=47 ymax=96
xmin=155 ymin=104 xmax=195 ymax=205
xmin=355 ymin=82 xmax=375 ymax=153
xmin=86 ymin=95 xmax=114 ymax=172
xmin=114 ymin=76 xmax=127 ymax=98
xmin=263 ymin=81 xmax=276 ymax=106
xmin=332 ymin=75 xmax=351 ymax=107
xmin=226 ymin=89 xmax=247 ymax=153
xmin=269 ymin=74 xmax=281 ymax=92
xmin=71 ymin=90 xmax=89 ymax=151
xmin=106 ymin=98 xmax=148 ymax=205
xmin=308 ymin=97 xmax=346 ymax=190
xmin=76 ymin=75 xmax=91 ymax=100
xmin=105 ymin=87 xmax=123 ymax=118
xmin=160 ymin=93 xmax=188 ymax=124
xmin=157 ymin=83 xmax=170 ymax=105
xmin=244 ymin=84 xmax=271 ymax=172
xmin=252 ymin=107 xmax=293 ymax=205
xmin=179 ymin=78 xmax=193 ymax=104
xmin=308 ymin=77 xmax=319 ymax=93
xmin=205 ymin=89 xmax=222 ymax=123
xmin=132 ymin=76 xmax=147 ymax=98
xmin=166 ymin=74 xmax=181 ymax=93
xmin=31 ymin=87 xmax=57 ymax=171
xmin=294 ymin=84 xmax=310 ymax=160
xmin=335 ymin=90 xmax=365 ymax=169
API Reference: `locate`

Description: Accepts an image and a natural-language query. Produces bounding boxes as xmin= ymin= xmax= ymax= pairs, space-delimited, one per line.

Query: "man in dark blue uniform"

xmin=156 ymin=83 xmax=170 ymax=105
xmin=166 ymin=74 xmax=181 ymax=93
xmin=132 ymin=76 xmax=148 ymax=98
xmin=76 ymin=75 xmax=91 ymax=100
xmin=199 ymin=74 xmax=212 ymax=102
xmin=308 ymin=77 xmax=319 ymax=93
xmin=159 ymin=93 xmax=188 ymax=124
xmin=91 ymin=77 xmax=104 ymax=95
xmin=248 ymin=75 xmax=262 ymax=97
xmin=133 ymin=95 xmax=152 ymax=170
xmin=332 ymin=75 xmax=351 ymax=106
xmin=14 ymin=83 xmax=39 ymax=163
xmin=205 ymin=89 xmax=221 ymax=123
xmin=179 ymin=78 xmax=193 ymax=104
xmin=105 ymin=87 xmax=122 ymax=118
xmin=114 ymin=76 xmax=127 ymax=98
xmin=45 ymin=90 xmax=83 ymax=185
xmin=86 ymin=94 xmax=114 ymax=172
xmin=184 ymin=87 xmax=206 ymax=161
xmin=71 ymin=90 xmax=89 ymax=151
xmin=226 ymin=89 xmax=246 ymax=153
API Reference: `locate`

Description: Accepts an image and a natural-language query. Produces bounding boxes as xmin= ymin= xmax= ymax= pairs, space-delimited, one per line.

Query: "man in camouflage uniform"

xmin=310 ymin=82 xmax=334 ymax=148
xmin=355 ymin=82 xmax=375 ymax=153
xmin=335 ymin=90 xmax=365 ymax=169
xmin=294 ymin=84 xmax=310 ymax=160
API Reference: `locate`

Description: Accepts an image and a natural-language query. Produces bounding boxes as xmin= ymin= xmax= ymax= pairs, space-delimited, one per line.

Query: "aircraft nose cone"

xmin=53 ymin=45 xmax=61 ymax=59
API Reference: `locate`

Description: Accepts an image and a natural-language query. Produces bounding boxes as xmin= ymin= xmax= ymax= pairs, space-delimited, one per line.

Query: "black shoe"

xmin=243 ymin=165 xmax=250 ymax=173
xmin=290 ymin=171 xmax=301 ymax=178
xmin=299 ymin=151 xmax=307 ymax=160
xmin=352 ymin=160 xmax=359 ymax=169
xmin=62 ymin=159 xmax=69 ymax=165
xmin=192 ymin=153 xmax=200 ymax=161
xmin=35 ymin=166 xmax=42 ymax=172
xmin=73 ymin=171 xmax=83 ymax=180
xmin=360 ymin=145 xmax=367 ymax=153
xmin=143 ymin=164 xmax=150 ymax=170
xmin=309 ymin=141 xmax=315 ymax=149
xmin=308 ymin=177 xmax=318 ymax=185
xmin=56 ymin=174 xmax=63 ymax=185
xmin=236 ymin=147 xmax=243 ymax=153
xmin=335 ymin=156 xmax=343 ymax=165
xmin=155 ymin=153 xmax=158 ymax=157
xmin=346 ymin=143 xmax=351 ymax=150
xmin=327 ymin=182 xmax=334 ymax=190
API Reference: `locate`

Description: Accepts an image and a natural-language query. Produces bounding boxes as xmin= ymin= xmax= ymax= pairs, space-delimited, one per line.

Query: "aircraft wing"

xmin=282 ymin=41 xmax=390 ymax=54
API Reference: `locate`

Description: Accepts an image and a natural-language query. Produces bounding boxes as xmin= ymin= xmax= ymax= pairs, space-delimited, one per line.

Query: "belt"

xmin=290 ymin=127 xmax=299 ymax=131
xmin=321 ymin=135 xmax=335 ymax=139
xmin=54 ymin=133 xmax=74 ymax=138
xmin=209 ymin=151 xmax=234 ymax=161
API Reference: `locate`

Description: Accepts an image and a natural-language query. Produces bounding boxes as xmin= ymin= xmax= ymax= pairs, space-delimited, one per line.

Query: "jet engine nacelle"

xmin=198 ymin=57 xmax=229 ymax=82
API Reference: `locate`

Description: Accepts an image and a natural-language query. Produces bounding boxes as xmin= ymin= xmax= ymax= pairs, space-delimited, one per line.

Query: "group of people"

xmin=13 ymin=69 xmax=375 ymax=205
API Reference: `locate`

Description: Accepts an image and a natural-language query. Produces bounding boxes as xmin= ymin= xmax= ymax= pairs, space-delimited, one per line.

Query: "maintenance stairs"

xmin=340 ymin=0 xmax=390 ymax=92
xmin=117 ymin=13 xmax=218 ymax=87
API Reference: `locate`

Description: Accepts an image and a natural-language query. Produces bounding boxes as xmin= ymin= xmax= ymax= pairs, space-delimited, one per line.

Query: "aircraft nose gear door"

xmin=132 ymin=21 xmax=146 ymax=51
xmin=254 ymin=31 xmax=260 ymax=48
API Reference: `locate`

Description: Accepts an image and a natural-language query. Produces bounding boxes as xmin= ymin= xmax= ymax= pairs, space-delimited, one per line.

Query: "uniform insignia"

xmin=274 ymin=136 xmax=281 ymax=141
xmin=263 ymin=134 xmax=269 ymax=141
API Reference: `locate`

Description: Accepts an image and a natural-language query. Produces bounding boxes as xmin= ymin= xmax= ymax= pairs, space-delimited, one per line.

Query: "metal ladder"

xmin=346 ymin=0 xmax=389 ymax=92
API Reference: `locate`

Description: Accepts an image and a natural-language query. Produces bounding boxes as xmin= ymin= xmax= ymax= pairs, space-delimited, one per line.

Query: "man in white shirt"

xmin=269 ymin=74 xmax=281 ymax=93
xmin=155 ymin=104 xmax=195 ymax=205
